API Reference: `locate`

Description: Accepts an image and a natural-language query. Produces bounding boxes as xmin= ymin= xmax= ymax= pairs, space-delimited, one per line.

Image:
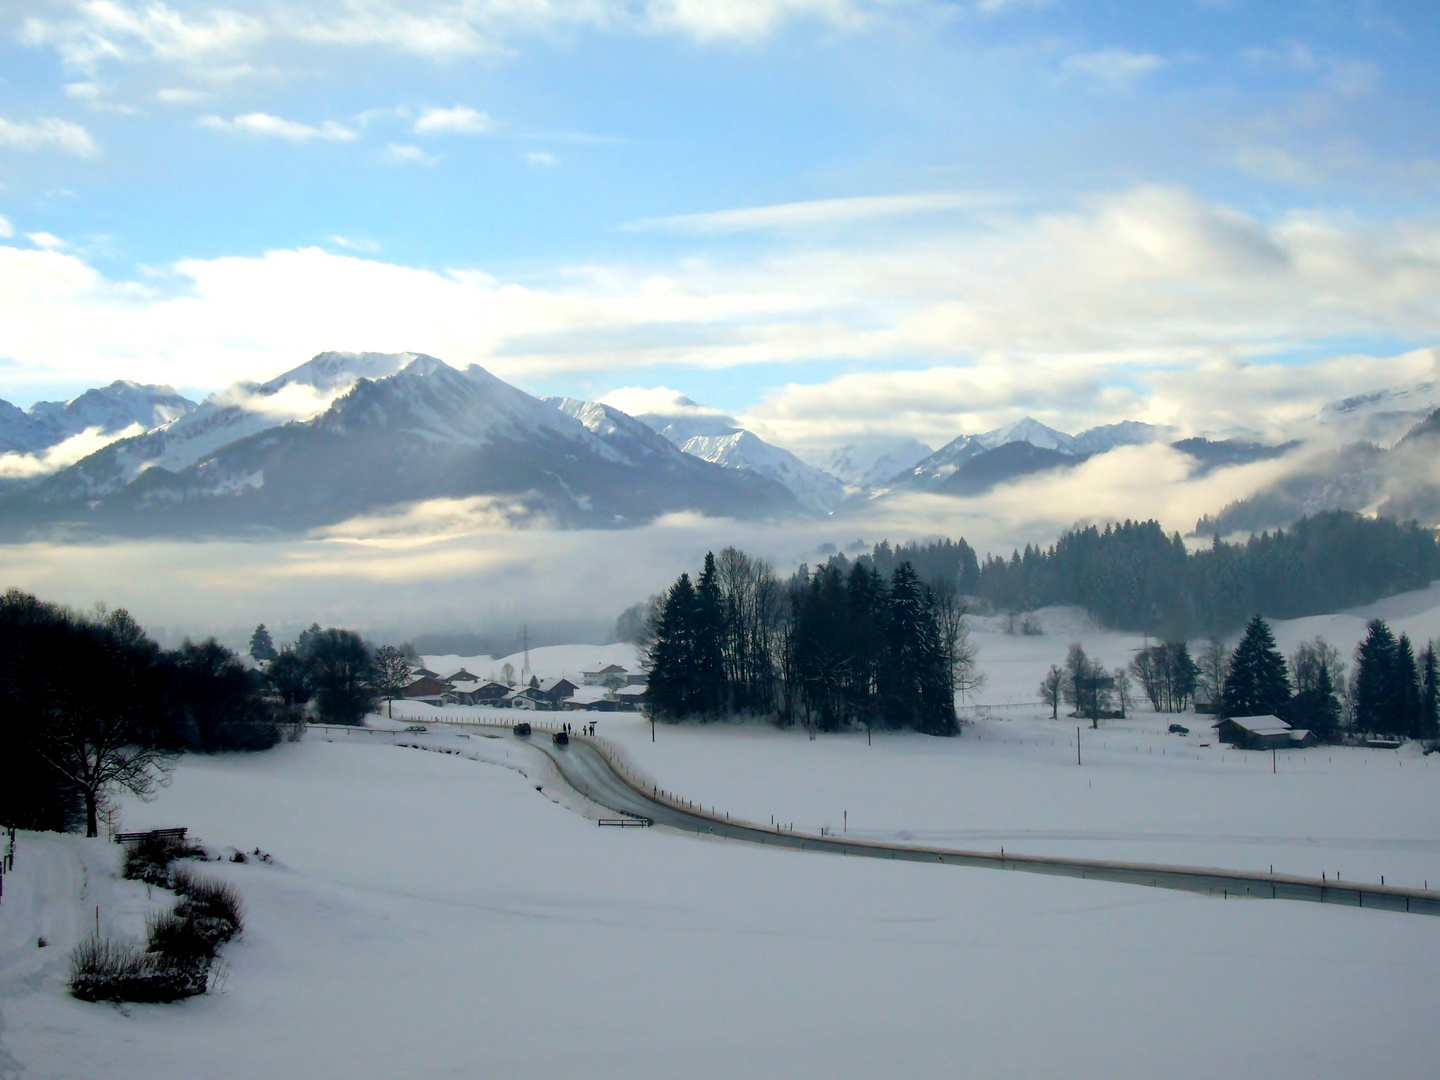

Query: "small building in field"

xmin=471 ymin=681 xmax=512 ymax=704
xmin=1216 ymin=714 xmax=1316 ymax=750
xmin=446 ymin=668 xmax=481 ymax=684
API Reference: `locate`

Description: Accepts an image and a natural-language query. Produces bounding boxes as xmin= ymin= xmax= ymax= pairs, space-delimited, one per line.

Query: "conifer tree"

xmin=646 ymin=573 xmax=698 ymax=720
xmin=693 ymin=552 xmax=727 ymax=719
xmin=248 ymin=623 xmax=278 ymax=663
xmin=1221 ymin=614 xmax=1291 ymax=717
xmin=1421 ymin=643 xmax=1439 ymax=739
xmin=1354 ymin=619 xmax=1399 ymax=735
xmin=1394 ymin=633 xmax=1422 ymax=738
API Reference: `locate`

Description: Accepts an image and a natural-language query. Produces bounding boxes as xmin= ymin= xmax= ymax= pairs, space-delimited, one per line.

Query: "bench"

xmin=114 ymin=827 xmax=188 ymax=845
xmin=598 ymin=817 xmax=653 ymax=828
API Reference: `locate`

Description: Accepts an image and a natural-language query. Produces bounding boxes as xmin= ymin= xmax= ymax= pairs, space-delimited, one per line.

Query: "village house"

xmin=582 ymin=663 xmax=630 ymax=687
xmin=401 ymin=675 xmax=451 ymax=706
xmin=1215 ymin=714 xmax=1317 ymax=750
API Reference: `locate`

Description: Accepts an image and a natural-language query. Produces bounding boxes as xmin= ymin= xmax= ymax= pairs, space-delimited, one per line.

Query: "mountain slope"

xmin=0 ymin=359 xmax=801 ymax=539
xmin=632 ymin=409 xmax=847 ymax=513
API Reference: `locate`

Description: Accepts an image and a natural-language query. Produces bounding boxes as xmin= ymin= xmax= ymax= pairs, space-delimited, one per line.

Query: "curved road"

xmin=472 ymin=721 xmax=1440 ymax=917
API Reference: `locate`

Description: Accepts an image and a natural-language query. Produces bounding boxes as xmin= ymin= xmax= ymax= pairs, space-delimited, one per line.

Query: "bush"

xmin=68 ymin=936 xmax=206 ymax=1003
xmin=146 ymin=911 xmax=221 ymax=964
xmin=122 ymin=832 xmax=205 ymax=888
xmin=171 ymin=869 xmax=244 ymax=941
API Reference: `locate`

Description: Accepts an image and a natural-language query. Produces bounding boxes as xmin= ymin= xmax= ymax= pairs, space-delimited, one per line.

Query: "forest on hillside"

xmin=824 ymin=512 xmax=1440 ymax=638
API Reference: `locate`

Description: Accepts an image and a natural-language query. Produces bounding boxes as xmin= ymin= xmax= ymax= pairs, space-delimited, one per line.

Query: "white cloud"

xmin=202 ymin=113 xmax=356 ymax=141
xmin=0 ymin=115 xmax=99 ymax=156
xmin=599 ymin=386 xmax=733 ymax=419
xmin=3 ymin=186 xmax=1439 ymax=450
xmin=26 ymin=232 xmax=68 ymax=251
xmin=384 ymin=143 xmax=438 ymax=166
xmin=0 ymin=215 xmax=13 ymax=238
xmin=626 ymin=191 xmax=1007 ymax=233
xmin=526 ymin=151 xmax=559 ymax=167
xmin=63 ymin=81 xmax=104 ymax=99
xmin=414 ymin=105 xmax=492 ymax=135
xmin=157 ymin=87 xmax=211 ymax=104
xmin=0 ymin=423 xmax=145 ymax=480
xmin=16 ymin=0 xmax=889 ymax=76
xmin=1061 ymin=47 xmax=1164 ymax=90
xmin=328 ymin=235 xmax=381 ymax=253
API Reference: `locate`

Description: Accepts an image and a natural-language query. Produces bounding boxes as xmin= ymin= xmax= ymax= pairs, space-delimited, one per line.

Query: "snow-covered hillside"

xmin=632 ymin=406 xmax=847 ymax=513
xmin=3 ymin=724 xmax=1437 ymax=1079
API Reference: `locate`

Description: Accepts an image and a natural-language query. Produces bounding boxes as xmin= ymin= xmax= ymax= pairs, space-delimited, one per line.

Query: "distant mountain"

xmin=0 ymin=356 xmax=801 ymax=540
xmin=632 ymin=407 xmax=847 ymax=513
xmin=1171 ymin=436 xmax=1300 ymax=475
xmin=0 ymin=382 xmax=196 ymax=489
xmin=933 ymin=441 xmax=1078 ymax=496
xmin=811 ymin=437 xmax=933 ymax=487
xmin=1194 ymin=408 xmax=1440 ymax=536
xmin=1317 ymin=376 xmax=1438 ymax=445
xmin=893 ymin=417 xmax=1080 ymax=490
xmin=13 ymin=351 xmax=421 ymax=504
xmin=1071 ymin=421 xmax=1164 ymax=456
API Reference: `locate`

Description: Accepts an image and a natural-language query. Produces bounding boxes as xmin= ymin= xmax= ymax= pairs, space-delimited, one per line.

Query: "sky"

xmin=1 ymin=0 xmax=1439 ymax=455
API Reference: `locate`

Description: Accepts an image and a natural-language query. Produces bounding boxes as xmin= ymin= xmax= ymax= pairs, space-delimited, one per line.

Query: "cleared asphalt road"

xmin=483 ymin=722 xmax=1440 ymax=917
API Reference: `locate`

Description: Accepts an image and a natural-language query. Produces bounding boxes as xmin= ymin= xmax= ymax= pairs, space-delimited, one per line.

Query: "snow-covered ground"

xmin=3 ymin=731 xmax=1439 ymax=1080
xmin=4 ymin=586 xmax=1440 ymax=1078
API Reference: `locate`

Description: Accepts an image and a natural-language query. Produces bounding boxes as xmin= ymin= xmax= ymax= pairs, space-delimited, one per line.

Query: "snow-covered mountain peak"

xmin=974 ymin=417 xmax=1076 ymax=454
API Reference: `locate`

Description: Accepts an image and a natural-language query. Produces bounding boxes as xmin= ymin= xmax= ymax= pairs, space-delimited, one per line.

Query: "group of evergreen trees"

xmin=830 ymin=512 xmax=1439 ymax=639
xmin=1352 ymin=621 xmax=1439 ymax=739
xmin=646 ymin=549 xmax=970 ymax=736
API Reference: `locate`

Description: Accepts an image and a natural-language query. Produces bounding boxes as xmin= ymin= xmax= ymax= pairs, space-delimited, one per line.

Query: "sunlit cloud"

xmin=1061 ymin=47 xmax=1164 ymax=90
xmin=414 ymin=105 xmax=492 ymax=135
xmin=0 ymin=114 xmax=99 ymax=156
xmin=201 ymin=112 xmax=356 ymax=141
xmin=0 ymin=423 xmax=146 ymax=479
xmin=625 ymin=191 xmax=1008 ymax=233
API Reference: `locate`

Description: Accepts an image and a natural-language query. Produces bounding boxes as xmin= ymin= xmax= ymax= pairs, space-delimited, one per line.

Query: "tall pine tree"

xmin=1421 ymin=642 xmax=1439 ymax=739
xmin=1221 ymin=614 xmax=1291 ymax=717
xmin=1353 ymin=619 xmax=1399 ymax=735
xmin=646 ymin=573 xmax=698 ymax=719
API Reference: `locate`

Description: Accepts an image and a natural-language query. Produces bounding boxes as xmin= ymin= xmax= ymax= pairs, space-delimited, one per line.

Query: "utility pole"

xmin=1077 ymin=726 xmax=1082 ymax=766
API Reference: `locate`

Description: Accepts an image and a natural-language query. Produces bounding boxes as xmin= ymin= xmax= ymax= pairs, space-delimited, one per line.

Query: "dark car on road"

xmin=513 ymin=722 xmax=532 ymax=737
xmin=1168 ymin=723 xmax=1190 ymax=735
xmin=552 ymin=730 xmax=569 ymax=745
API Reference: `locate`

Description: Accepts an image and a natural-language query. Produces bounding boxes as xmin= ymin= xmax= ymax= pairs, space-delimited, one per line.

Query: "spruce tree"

xmin=1353 ymin=620 xmax=1399 ymax=735
xmin=693 ymin=552 xmax=727 ymax=719
xmin=1421 ymin=643 xmax=1439 ymax=739
xmin=1221 ymin=614 xmax=1291 ymax=717
xmin=1394 ymin=634 xmax=1422 ymax=738
xmin=248 ymin=623 xmax=278 ymax=663
xmin=646 ymin=573 xmax=697 ymax=720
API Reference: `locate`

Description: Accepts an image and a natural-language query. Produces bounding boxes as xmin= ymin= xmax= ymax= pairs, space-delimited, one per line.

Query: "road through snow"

xmin=485 ymin=722 xmax=1440 ymax=917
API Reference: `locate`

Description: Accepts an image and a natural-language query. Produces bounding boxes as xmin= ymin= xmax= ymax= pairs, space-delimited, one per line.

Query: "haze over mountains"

xmin=1 ymin=351 xmax=1437 ymax=541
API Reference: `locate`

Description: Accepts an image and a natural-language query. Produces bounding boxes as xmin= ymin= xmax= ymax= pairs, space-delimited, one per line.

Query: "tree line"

xmin=1 ymin=590 xmax=411 ymax=838
xmin=644 ymin=549 xmax=979 ymax=736
xmin=828 ymin=512 xmax=1440 ymax=639
xmin=1036 ymin=614 xmax=1439 ymax=742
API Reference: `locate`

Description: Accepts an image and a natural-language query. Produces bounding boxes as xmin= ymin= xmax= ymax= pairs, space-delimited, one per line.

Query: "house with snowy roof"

xmin=1215 ymin=715 xmax=1316 ymax=750
xmin=582 ymin=663 xmax=630 ymax=687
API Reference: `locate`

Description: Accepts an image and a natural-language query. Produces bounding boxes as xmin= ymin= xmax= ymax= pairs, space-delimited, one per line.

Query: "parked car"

xmin=552 ymin=730 xmax=569 ymax=746
xmin=1168 ymin=723 xmax=1190 ymax=735
xmin=513 ymin=722 xmax=532 ymax=737
xmin=404 ymin=724 xmax=427 ymax=733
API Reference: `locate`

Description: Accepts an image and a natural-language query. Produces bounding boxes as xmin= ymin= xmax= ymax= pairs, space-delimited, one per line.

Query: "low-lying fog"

xmin=0 ymin=444 xmax=1302 ymax=651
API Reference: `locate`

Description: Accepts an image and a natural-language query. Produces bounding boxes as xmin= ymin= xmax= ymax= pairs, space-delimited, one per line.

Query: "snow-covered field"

xmin=3 ymin=586 xmax=1440 ymax=1078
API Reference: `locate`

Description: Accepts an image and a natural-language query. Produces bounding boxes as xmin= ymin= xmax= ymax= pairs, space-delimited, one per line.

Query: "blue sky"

xmin=2 ymin=0 xmax=1439 ymax=450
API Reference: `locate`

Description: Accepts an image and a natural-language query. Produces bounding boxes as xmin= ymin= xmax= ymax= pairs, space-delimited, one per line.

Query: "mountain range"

xmin=2 ymin=353 xmax=1436 ymax=540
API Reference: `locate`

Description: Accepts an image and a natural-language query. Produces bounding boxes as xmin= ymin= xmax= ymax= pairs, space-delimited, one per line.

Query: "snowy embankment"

xmin=2 ymin=733 xmax=1439 ymax=1080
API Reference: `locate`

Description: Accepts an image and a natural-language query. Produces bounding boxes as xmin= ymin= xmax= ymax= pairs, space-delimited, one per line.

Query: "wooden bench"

xmin=114 ymin=827 xmax=188 ymax=845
